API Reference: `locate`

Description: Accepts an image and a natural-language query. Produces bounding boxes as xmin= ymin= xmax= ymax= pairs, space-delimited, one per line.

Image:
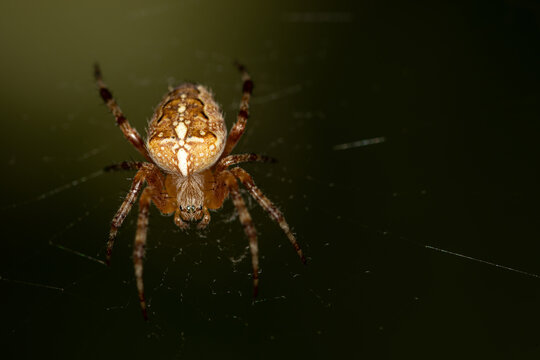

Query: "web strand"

xmin=424 ymin=245 xmax=540 ymax=279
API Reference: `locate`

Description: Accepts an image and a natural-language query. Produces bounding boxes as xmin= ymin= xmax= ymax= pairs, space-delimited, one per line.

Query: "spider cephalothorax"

xmin=95 ymin=63 xmax=305 ymax=319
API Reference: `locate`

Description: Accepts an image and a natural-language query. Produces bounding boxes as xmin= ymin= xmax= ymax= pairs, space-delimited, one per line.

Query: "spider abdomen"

xmin=146 ymin=84 xmax=227 ymax=176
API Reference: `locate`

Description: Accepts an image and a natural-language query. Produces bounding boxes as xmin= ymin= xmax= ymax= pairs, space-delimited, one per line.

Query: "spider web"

xmin=3 ymin=104 xmax=540 ymax=359
xmin=0 ymin=55 xmax=338 ymax=359
xmin=3 ymin=1 xmax=540 ymax=359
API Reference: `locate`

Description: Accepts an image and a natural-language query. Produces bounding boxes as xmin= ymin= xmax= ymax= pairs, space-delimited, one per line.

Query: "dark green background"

xmin=2 ymin=0 xmax=540 ymax=359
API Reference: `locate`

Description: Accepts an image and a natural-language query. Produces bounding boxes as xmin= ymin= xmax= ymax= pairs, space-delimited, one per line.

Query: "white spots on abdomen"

xmin=187 ymin=136 xmax=204 ymax=143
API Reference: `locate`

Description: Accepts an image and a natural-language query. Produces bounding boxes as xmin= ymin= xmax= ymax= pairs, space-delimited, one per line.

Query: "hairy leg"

xmin=215 ymin=153 xmax=275 ymax=173
xmin=230 ymin=167 xmax=306 ymax=264
xmin=104 ymin=161 xmax=145 ymax=173
xmin=107 ymin=163 xmax=163 ymax=263
xmin=224 ymin=171 xmax=260 ymax=296
xmin=222 ymin=63 xmax=253 ymax=157
xmin=134 ymin=187 xmax=151 ymax=320
xmin=94 ymin=64 xmax=152 ymax=162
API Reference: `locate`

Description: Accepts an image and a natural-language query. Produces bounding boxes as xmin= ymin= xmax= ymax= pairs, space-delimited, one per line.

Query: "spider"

xmin=94 ymin=62 xmax=306 ymax=319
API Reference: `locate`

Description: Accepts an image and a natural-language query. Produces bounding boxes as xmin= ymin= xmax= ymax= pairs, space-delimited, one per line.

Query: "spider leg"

xmin=221 ymin=62 xmax=253 ymax=157
xmin=230 ymin=167 xmax=306 ymax=264
xmin=214 ymin=153 xmax=276 ymax=173
xmin=107 ymin=163 xmax=157 ymax=264
xmin=134 ymin=187 xmax=151 ymax=320
xmin=223 ymin=171 xmax=260 ymax=296
xmin=94 ymin=64 xmax=152 ymax=162
xmin=104 ymin=161 xmax=145 ymax=173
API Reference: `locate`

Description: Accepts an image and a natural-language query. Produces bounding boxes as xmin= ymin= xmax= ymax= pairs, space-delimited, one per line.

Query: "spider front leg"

xmin=230 ymin=167 xmax=306 ymax=264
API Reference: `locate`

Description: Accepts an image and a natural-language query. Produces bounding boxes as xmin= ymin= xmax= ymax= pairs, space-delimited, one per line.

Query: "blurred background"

xmin=2 ymin=0 xmax=540 ymax=358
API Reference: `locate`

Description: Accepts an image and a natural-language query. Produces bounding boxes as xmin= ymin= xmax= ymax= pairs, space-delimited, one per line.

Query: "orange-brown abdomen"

xmin=146 ymin=84 xmax=227 ymax=176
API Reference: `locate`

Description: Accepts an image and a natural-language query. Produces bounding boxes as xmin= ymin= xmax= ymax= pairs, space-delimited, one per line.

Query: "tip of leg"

xmin=253 ymin=285 xmax=259 ymax=298
xmin=296 ymin=248 xmax=306 ymax=265
xmin=262 ymin=155 xmax=277 ymax=163
xmin=93 ymin=63 xmax=101 ymax=79
xmin=140 ymin=299 xmax=149 ymax=320
xmin=234 ymin=60 xmax=246 ymax=72
xmin=141 ymin=308 xmax=148 ymax=321
xmin=252 ymin=277 xmax=259 ymax=298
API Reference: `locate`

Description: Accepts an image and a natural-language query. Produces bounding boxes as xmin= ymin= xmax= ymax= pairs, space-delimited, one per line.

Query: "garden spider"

xmin=95 ymin=62 xmax=305 ymax=319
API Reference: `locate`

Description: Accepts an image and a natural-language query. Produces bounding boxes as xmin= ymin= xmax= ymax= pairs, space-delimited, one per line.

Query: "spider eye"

xmin=179 ymin=205 xmax=183 ymax=211
xmin=198 ymin=206 xmax=203 ymax=210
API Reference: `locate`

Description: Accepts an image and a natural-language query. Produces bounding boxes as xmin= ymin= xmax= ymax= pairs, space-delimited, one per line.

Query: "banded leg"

xmin=107 ymin=163 xmax=158 ymax=264
xmin=134 ymin=187 xmax=152 ymax=320
xmin=104 ymin=161 xmax=145 ymax=173
xmin=224 ymin=171 xmax=260 ymax=296
xmin=230 ymin=167 xmax=306 ymax=264
xmin=94 ymin=64 xmax=152 ymax=162
xmin=215 ymin=153 xmax=275 ymax=173
xmin=222 ymin=63 xmax=253 ymax=157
